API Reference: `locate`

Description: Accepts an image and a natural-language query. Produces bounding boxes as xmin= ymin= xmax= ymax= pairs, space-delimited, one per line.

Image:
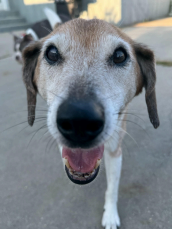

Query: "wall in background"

xmin=8 ymin=0 xmax=171 ymax=26
xmin=24 ymin=0 xmax=52 ymax=4
xmin=80 ymin=0 xmax=121 ymax=24
xmin=80 ymin=0 xmax=171 ymax=26
xmin=121 ymin=0 xmax=171 ymax=26
xmin=9 ymin=0 xmax=55 ymax=24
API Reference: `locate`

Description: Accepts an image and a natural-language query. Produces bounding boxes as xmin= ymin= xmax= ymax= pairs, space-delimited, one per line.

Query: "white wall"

xmin=121 ymin=0 xmax=171 ymax=26
xmin=1 ymin=0 xmax=10 ymax=10
xmin=9 ymin=0 xmax=55 ymax=24
xmin=8 ymin=0 xmax=171 ymax=25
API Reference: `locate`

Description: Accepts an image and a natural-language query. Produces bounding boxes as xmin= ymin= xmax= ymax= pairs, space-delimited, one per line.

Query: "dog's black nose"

xmin=15 ymin=56 xmax=19 ymax=61
xmin=57 ymin=99 xmax=104 ymax=145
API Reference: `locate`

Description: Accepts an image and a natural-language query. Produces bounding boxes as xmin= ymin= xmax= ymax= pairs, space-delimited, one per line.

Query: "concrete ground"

xmin=0 ymin=24 xmax=172 ymax=229
xmin=135 ymin=17 xmax=172 ymax=27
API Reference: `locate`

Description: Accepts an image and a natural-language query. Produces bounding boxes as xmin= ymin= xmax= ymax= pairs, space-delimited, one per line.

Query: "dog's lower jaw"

xmin=62 ymin=145 xmax=104 ymax=185
xmin=65 ymin=164 xmax=100 ymax=185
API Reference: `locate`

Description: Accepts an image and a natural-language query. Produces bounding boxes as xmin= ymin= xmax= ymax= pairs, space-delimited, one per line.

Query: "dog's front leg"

xmin=102 ymin=146 xmax=122 ymax=229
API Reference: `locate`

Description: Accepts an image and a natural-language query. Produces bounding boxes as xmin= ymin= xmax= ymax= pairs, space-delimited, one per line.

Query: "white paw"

xmin=102 ymin=204 xmax=120 ymax=229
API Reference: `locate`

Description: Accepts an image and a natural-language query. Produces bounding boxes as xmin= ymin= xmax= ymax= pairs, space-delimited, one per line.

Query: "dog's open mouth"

xmin=62 ymin=145 xmax=104 ymax=185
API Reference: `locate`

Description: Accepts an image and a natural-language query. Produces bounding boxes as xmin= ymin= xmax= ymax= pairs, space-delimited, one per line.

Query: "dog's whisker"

xmin=112 ymin=111 xmax=145 ymax=122
xmin=104 ymin=130 xmax=119 ymax=145
xmin=110 ymin=113 xmax=148 ymax=136
xmin=27 ymin=115 xmax=47 ymax=118
xmin=18 ymin=109 xmax=48 ymax=113
xmin=38 ymin=87 xmax=65 ymax=100
xmin=27 ymin=124 xmax=47 ymax=148
xmin=39 ymin=129 xmax=50 ymax=142
xmin=0 ymin=117 xmax=47 ymax=133
xmin=46 ymin=134 xmax=57 ymax=154
xmin=37 ymin=123 xmax=52 ymax=142
xmin=105 ymin=130 xmax=130 ymax=156
xmin=116 ymin=125 xmax=139 ymax=148
xmin=18 ymin=118 xmax=47 ymax=134
xmin=118 ymin=119 xmax=150 ymax=137
xmin=0 ymin=120 xmax=30 ymax=133
xmin=26 ymin=105 xmax=47 ymax=108
xmin=120 ymin=114 xmax=146 ymax=126
xmin=118 ymin=112 xmax=145 ymax=119
xmin=49 ymin=138 xmax=57 ymax=153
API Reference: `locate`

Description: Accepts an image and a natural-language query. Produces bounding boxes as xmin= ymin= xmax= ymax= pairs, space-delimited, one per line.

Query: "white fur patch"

xmin=14 ymin=43 xmax=23 ymax=64
xmin=26 ymin=28 xmax=38 ymax=41
xmin=44 ymin=7 xmax=62 ymax=29
xmin=102 ymin=153 xmax=122 ymax=229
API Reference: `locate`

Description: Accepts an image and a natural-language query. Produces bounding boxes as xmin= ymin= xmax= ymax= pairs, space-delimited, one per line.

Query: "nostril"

xmin=86 ymin=120 xmax=104 ymax=135
xmin=58 ymin=119 xmax=73 ymax=133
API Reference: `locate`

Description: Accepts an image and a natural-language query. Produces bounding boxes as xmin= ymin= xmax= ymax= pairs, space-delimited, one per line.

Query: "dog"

xmin=13 ymin=19 xmax=52 ymax=64
xmin=22 ymin=18 xmax=160 ymax=229
xmin=13 ymin=7 xmax=70 ymax=64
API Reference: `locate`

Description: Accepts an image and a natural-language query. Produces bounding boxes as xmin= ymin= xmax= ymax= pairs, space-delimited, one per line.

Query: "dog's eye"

xmin=113 ymin=48 xmax=127 ymax=64
xmin=45 ymin=46 xmax=59 ymax=64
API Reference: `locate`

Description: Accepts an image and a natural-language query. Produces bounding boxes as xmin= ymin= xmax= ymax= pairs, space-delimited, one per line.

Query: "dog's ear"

xmin=22 ymin=41 xmax=42 ymax=126
xmin=12 ymin=34 xmax=20 ymax=42
xmin=134 ymin=43 xmax=160 ymax=129
xmin=23 ymin=34 xmax=34 ymax=42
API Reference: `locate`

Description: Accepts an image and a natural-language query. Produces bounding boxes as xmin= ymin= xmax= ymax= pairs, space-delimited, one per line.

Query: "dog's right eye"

xmin=45 ymin=46 xmax=59 ymax=64
xmin=113 ymin=48 xmax=127 ymax=64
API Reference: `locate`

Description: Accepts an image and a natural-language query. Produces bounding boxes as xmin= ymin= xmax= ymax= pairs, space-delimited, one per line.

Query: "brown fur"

xmin=22 ymin=41 xmax=42 ymax=126
xmin=134 ymin=43 xmax=159 ymax=128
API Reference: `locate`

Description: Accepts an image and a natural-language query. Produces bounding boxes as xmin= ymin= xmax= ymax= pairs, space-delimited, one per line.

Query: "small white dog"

xmin=22 ymin=19 xmax=159 ymax=229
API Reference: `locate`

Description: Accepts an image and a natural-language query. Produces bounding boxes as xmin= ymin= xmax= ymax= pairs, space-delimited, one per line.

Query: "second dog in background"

xmin=13 ymin=7 xmax=70 ymax=64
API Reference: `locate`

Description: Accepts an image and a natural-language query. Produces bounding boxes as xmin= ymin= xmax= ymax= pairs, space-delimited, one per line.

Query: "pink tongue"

xmin=62 ymin=145 xmax=104 ymax=173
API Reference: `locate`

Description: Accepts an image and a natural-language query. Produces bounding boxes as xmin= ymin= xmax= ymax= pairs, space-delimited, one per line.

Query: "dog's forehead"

xmin=44 ymin=19 xmax=132 ymax=52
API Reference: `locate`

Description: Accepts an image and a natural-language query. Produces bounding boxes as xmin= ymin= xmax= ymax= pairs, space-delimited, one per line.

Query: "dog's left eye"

xmin=45 ymin=46 xmax=59 ymax=64
xmin=113 ymin=48 xmax=127 ymax=64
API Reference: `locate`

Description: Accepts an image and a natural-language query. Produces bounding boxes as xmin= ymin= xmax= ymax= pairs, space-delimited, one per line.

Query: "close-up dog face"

xmin=22 ymin=19 xmax=159 ymax=185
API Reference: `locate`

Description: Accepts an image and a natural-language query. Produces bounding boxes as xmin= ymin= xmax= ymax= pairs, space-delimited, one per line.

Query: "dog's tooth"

xmin=63 ymin=158 xmax=70 ymax=169
xmin=91 ymin=169 xmax=95 ymax=175
xmin=73 ymin=174 xmax=79 ymax=178
xmin=95 ymin=159 xmax=101 ymax=169
xmin=69 ymin=168 xmax=73 ymax=174
xmin=84 ymin=175 xmax=90 ymax=178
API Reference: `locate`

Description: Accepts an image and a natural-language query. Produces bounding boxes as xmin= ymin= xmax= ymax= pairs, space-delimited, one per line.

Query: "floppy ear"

xmin=22 ymin=41 xmax=42 ymax=126
xmin=12 ymin=34 xmax=20 ymax=42
xmin=23 ymin=34 xmax=34 ymax=42
xmin=134 ymin=43 xmax=160 ymax=129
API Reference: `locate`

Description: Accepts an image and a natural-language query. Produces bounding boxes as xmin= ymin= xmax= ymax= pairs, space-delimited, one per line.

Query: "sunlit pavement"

xmin=0 ymin=23 xmax=172 ymax=229
xmin=135 ymin=17 xmax=172 ymax=27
